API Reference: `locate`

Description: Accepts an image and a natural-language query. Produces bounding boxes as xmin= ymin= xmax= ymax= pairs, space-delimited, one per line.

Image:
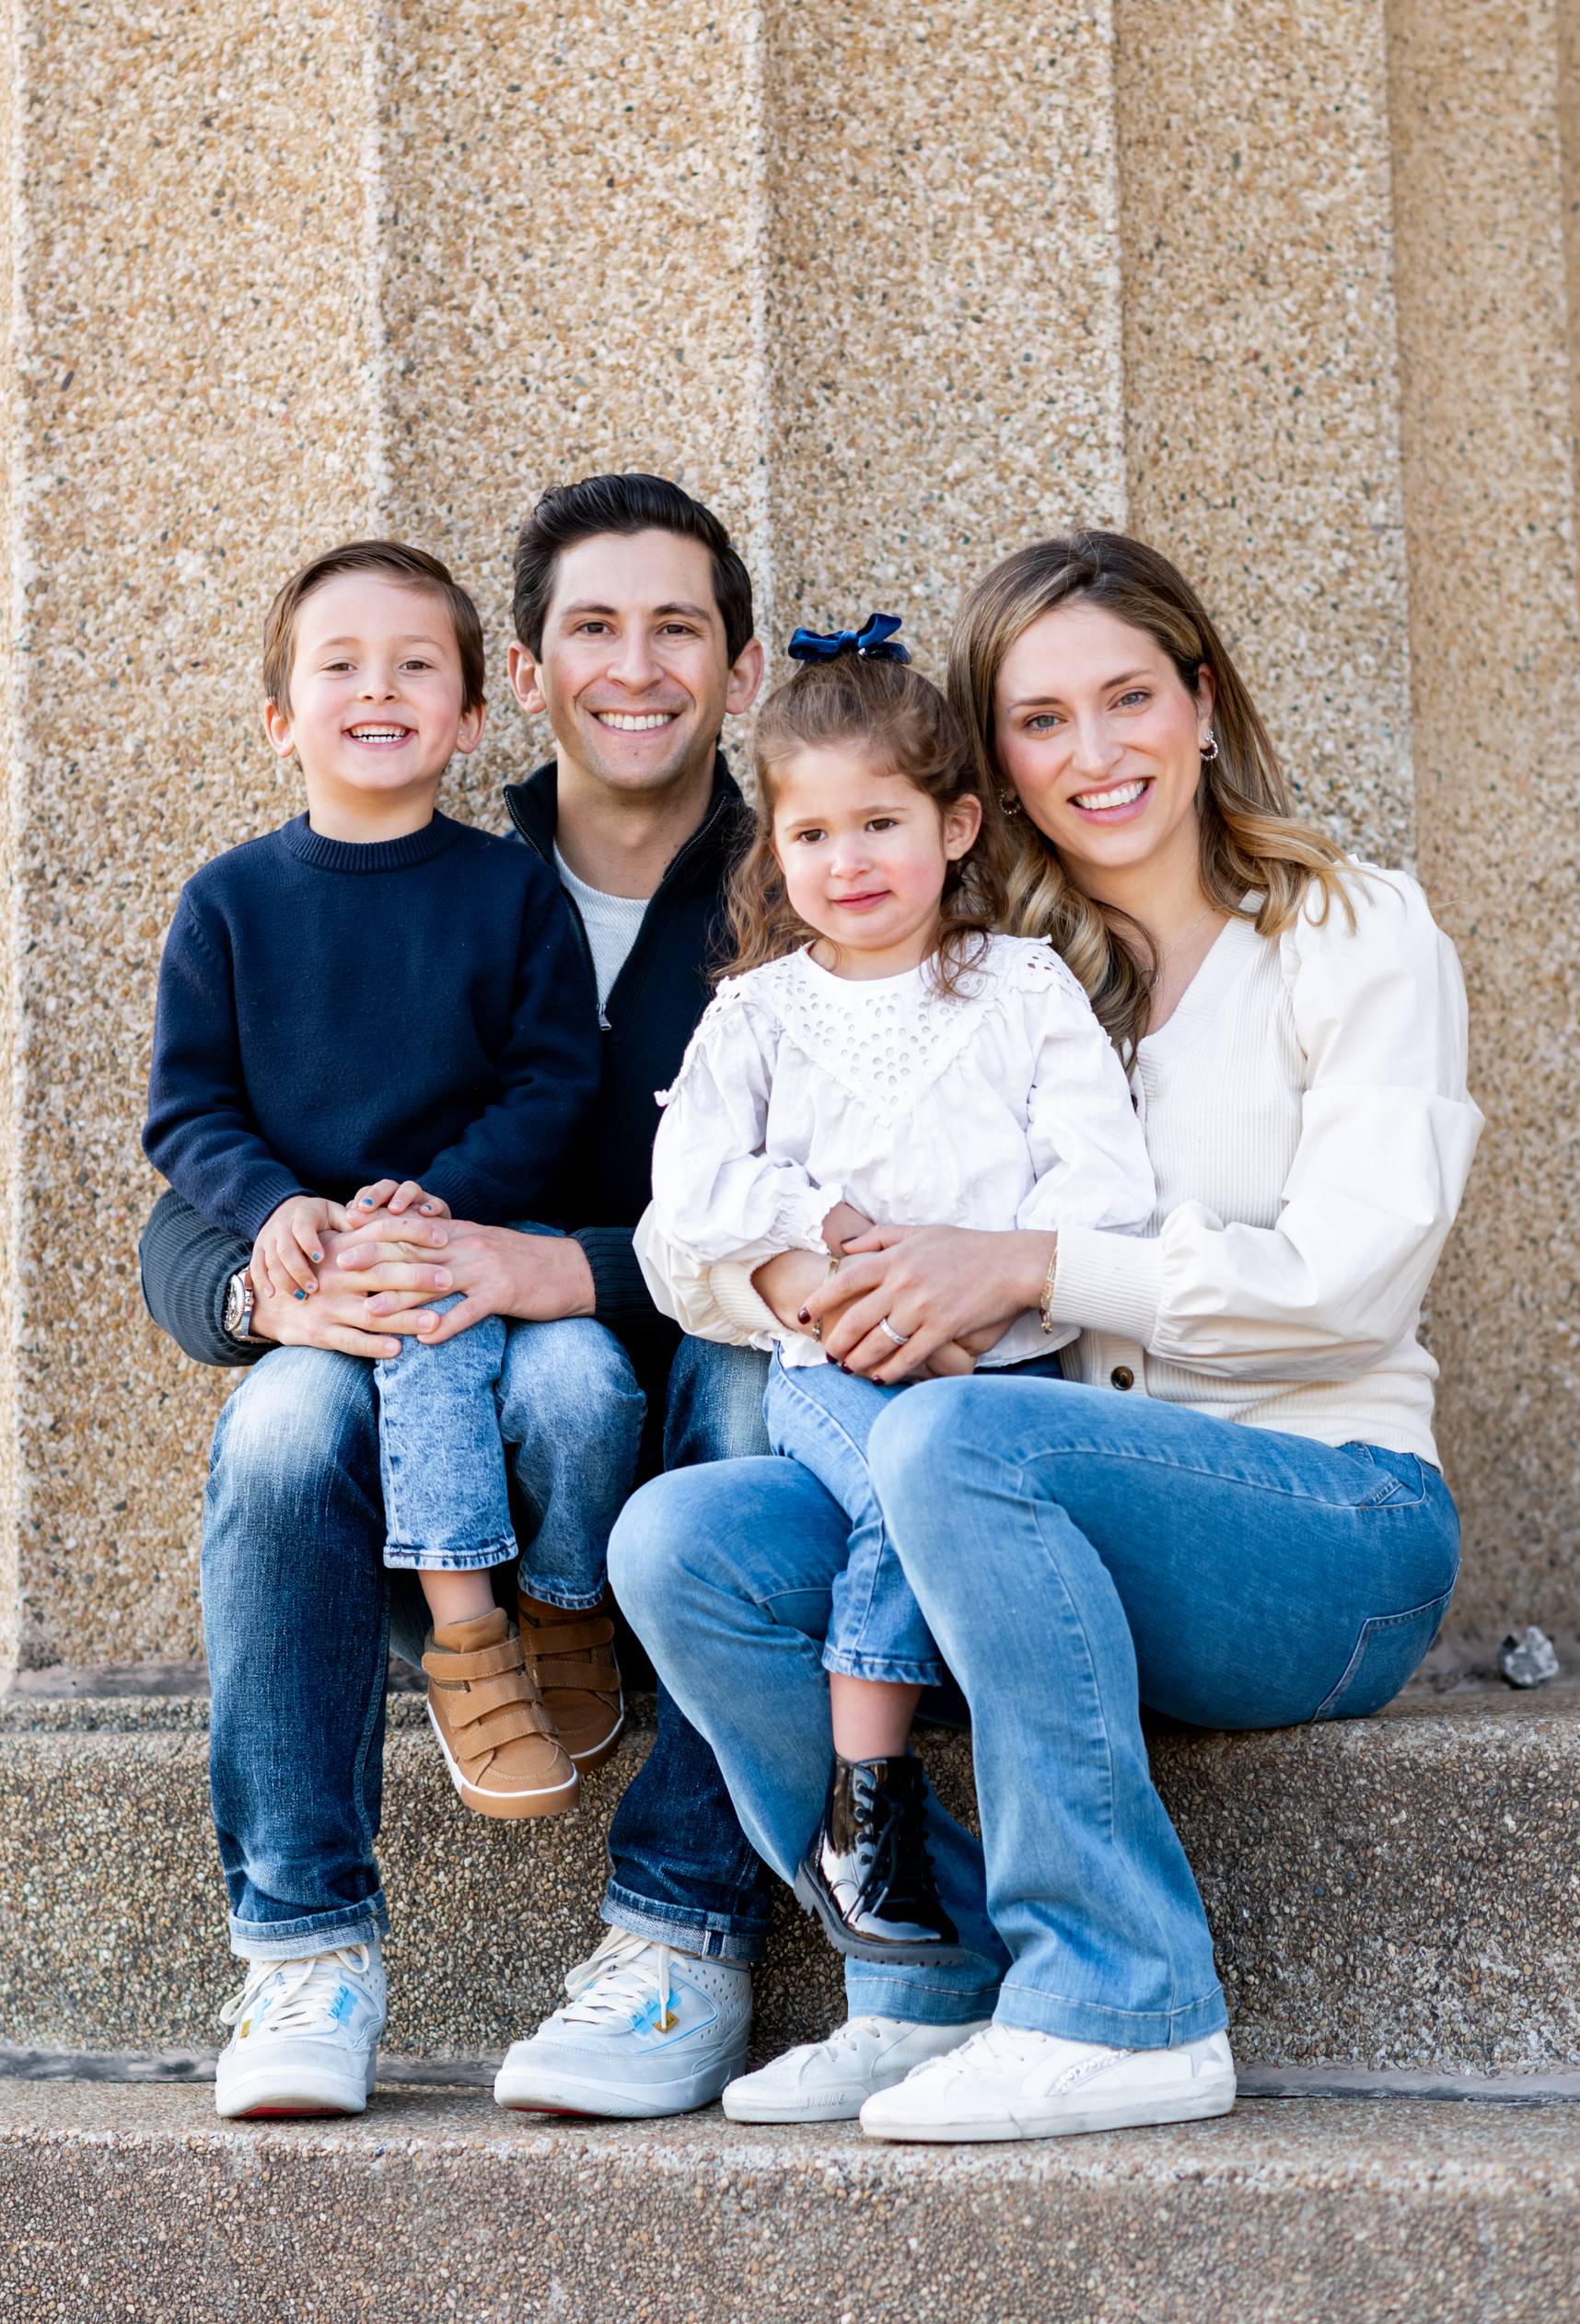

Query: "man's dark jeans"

xmin=203 ymin=1319 xmax=774 ymax=1964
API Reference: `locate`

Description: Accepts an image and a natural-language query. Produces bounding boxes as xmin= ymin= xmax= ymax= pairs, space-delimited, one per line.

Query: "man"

xmin=141 ymin=474 xmax=779 ymax=2117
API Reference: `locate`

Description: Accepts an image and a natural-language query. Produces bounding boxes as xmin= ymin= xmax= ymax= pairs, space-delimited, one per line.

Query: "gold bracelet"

xmin=812 ymin=1252 xmax=840 ymax=1342
xmin=1038 ymin=1237 xmax=1059 ymax=1335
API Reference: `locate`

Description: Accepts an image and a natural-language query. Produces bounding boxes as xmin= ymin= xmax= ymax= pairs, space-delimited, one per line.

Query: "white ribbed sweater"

xmin=641 ymin=866 xmax=1484 ymax=1467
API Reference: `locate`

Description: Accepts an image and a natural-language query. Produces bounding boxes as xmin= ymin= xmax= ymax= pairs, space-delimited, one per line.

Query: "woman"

xmin=610 ymin=531 xmax=1481 ymax=2142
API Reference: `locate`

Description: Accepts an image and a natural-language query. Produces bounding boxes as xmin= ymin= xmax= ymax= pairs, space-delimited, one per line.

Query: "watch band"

xmin=224 ymin=1267 xmax=255 ymax=1342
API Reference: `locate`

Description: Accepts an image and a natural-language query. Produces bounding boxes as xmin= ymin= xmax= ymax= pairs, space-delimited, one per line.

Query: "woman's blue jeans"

xmin=608 ymin=1377 xmax=1459 ymax=2048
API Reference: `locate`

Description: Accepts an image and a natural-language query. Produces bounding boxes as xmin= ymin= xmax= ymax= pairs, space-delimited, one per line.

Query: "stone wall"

xmin=0 ymin=0 xmax=1574 ymax=1669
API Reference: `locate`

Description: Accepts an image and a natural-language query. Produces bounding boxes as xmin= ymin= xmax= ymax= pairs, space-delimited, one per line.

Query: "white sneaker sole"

xmin=215 ymin=2047 xmax=378 ymax=2121
xmin=494 ymin=2036 xmax=749 ymax=2121
xmin=863 ymin=2069 xmax=1237 ymax=2143
xmin=427 ymin=1700 xmax=581 ymax=1819
xmin=562 ymin=1691 xmax=626 ymax=1774
xmin=723 ymin=2080 xmax=871 ymax=2123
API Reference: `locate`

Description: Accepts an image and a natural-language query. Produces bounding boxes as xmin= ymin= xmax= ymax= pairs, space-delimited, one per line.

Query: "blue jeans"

xmin=764 ymin=1350 xmax=1067 ymax=1687
xmin=608 ymin=1378 xmax=1458 ymax=2044
xmin=203 ymin=1313 xmax=771 ymax=1960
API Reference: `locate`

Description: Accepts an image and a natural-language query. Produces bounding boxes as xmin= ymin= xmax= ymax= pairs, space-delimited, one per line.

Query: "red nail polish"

xmin=796 ymin=1307 xmax=811 ymax=1324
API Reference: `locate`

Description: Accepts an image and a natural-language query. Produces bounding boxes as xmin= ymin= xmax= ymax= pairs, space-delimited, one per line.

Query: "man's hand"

xmin=251 ymin=1193 xmax=349 ymax=1302
xmin=336 ymin=1220 xmax=597 ymax=1345
xmin=248 ymin=1225 xmax=434 ymax=1360
xmin=348 ymin=1177 xmax=451 ymax=1224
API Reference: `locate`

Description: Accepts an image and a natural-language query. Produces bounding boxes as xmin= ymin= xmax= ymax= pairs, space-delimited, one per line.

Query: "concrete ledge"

xmin=2 ymin=1691 xmax=1577 ymax=2072
xmin=2 ymin=2084 xmax=1579 ymax=2324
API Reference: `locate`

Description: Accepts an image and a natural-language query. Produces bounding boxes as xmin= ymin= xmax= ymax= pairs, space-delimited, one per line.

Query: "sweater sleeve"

xmin=142 ymin=896 xmax=316 ymax=1241
xmin=414 ymin=881 xmax=604 ymax=1226
xmin=1014 ymin=947 xmax=1156 ymax=1236
xmin=1047 ymin=870 xmax=1485 ymax=1379
xmin=573 ymin=1226 xmax=665 ymax=1331
xmin=647 ymin=986 xmax=844 ymax=1265
xmin=633 ymin=1204 xmax=781 ymax=1350
xmin=138 ymin=1187 xmax=262 ymax=1368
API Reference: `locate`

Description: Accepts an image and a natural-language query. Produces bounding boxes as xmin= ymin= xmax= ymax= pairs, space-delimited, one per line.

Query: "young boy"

xmin=145 ymin=539 xmax=610 ymax=1826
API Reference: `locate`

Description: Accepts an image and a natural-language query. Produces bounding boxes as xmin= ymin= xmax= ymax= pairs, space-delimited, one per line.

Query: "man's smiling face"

xmin=511 ymin=529 xmax=758 ymax=796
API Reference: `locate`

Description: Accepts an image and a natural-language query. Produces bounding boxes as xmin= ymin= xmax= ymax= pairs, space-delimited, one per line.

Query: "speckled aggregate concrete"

xmin=3 ymin=1693 xmax=1576 ymax=2074
xmin=6 ymin=0 xmax=1579 ymax=1681
xmin=2 ymin=2084 xmax=1579 ymax=2323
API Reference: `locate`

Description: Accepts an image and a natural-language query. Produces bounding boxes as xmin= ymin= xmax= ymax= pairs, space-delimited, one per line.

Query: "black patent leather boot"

xmin=794 ymin=1753 xmax=969 ymax=1964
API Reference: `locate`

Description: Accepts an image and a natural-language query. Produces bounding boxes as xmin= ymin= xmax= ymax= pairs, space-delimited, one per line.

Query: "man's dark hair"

xmin=512 ymin=473 xmax=755 ymax=666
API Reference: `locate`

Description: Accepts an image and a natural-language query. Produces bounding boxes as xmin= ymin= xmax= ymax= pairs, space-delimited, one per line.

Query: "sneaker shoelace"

xmin=220 ymin=1945 xmax=373 ymax=2039
xmin=558 ymin=1928 xmax=681 ymax=2032
xmin=909 ymin=2025 xmax=1130 ymax=2087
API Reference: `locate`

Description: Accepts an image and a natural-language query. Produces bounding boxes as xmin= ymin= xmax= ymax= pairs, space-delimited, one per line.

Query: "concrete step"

xmin=1 ymin=1686 xmax=1577 ymax=2073
xmin=3 ymin=2081 xmax=1579 ymax=2323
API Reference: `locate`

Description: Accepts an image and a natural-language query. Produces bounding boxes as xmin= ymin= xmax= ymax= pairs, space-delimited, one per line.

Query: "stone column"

xmin=1387 ymin=0 xmax=1580 ymax=1631
xmin=2 ymin=0 xmax=386 ymax=1668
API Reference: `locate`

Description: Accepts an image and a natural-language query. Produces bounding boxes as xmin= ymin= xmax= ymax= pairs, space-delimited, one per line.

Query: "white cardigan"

xmin=639 ymin=866 xmax=1483 ymax=1464
xmin=642 ymin=935 xmax=1155 ymax=1368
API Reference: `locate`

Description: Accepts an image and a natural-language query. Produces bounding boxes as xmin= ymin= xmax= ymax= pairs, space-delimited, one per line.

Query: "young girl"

xmin=642 ymin=617 xmax=1155 ymax=1965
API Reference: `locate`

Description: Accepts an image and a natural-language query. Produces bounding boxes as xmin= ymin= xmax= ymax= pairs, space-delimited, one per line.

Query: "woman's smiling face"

xmin=992 ymin=600 xmax=1216 ymax=891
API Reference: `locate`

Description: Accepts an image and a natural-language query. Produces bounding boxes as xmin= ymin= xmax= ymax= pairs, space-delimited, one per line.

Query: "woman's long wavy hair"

xmin=947 ymin=531 xmax=1357 ymax=1056
xmin=718 ymin=649 xmax=1008 ymax=996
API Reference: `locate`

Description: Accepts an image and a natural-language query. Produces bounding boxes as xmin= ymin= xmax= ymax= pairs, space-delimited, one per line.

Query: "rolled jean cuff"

xmin=382 ymin=1536 xmax=517 ymax=1573
xmin=515 ymin=1567 xmax=608 ymax=1612
xmin=993 ymin=1976 xmax=1228 ymax=2051
xmin=601 ymin=1885 xmax=766 ymax=1967
xmin=228 ymin=1895 xmax=389 ymax=1962
xmin=819 ymin=1646 xmax=945 ymax=1688
xmin=843 ymin=1961 xmax=1002 ymax=2028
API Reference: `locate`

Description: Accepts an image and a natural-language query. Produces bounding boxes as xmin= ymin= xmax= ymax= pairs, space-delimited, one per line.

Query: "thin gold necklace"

xmin=1149 ymin=906 xmax=1213 ymax=988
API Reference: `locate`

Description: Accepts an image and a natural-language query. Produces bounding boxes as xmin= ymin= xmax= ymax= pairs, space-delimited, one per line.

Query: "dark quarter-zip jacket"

xmin=139 ymin=756 xmax=751 ymax=1380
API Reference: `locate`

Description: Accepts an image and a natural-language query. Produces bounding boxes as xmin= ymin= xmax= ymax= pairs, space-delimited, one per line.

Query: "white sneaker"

xmin=859 ymin=2023 xmax=1236 ymax=2143
xmin=723 ymin=2015 xmax=992 ymax=2123
xmin=494 ymin=1929 xmax=751 ymax=2119
xmin=215 ymin=1938 xmax=386 ymax=2120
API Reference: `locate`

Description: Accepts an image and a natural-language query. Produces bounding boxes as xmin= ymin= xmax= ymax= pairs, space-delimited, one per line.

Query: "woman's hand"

xmin=804 ymin=1225 xmax=1056 ymax=1384
xmin=336 ymin=1220 xmax=597 ymax=1346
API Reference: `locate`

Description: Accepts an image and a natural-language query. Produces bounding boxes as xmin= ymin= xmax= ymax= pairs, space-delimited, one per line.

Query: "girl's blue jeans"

xmin=763 ymin=1349 xmax=1067 ymax=1686
xmin=608 ymin=1375 xmax=1459 ymax=2048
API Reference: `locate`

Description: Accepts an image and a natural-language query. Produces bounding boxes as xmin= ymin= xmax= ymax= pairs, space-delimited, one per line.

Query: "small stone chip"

xmin=1497 ymin=1625 xmax=1561 ymax=1688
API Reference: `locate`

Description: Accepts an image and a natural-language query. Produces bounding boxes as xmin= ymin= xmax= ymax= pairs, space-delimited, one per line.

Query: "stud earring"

xmin=1199 ymin=735 xmax=1220 ymax=763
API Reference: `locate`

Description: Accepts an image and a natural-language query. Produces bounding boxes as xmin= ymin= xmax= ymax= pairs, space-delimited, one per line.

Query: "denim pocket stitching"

xmin=1311 ymin=1584 xmax=1455 ymax=1722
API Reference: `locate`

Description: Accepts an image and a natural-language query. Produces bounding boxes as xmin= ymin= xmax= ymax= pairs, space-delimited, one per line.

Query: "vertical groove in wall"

xmin=742 ymin=0 xmax=776 ymax=669
xmin=1386 ymin=0 xmax=1580 ymax=1631
xmin=0 ymin=0 xmax=24 ymax=1676
xmin=361 ymin=5 xmax=391 ymax=533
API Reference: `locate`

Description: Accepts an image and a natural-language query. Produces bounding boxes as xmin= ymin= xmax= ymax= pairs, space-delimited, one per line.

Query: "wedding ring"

xmin=877 ymin=1316 xmax=912 ymax=1347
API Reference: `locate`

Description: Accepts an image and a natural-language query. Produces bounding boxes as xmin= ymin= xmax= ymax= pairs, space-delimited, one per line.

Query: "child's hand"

xmin=349 ymin=1178 xmax=452 ymax=1225
xmin=252 ymin=1194 xmax=348 ymax=1302
xmin=922 ymin=1338 xmax=978 ymax=1377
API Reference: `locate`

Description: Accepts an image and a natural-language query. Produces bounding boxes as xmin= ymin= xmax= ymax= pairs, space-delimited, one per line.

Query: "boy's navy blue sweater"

xmin=143 ymin=812 xmax=601 ymax=1240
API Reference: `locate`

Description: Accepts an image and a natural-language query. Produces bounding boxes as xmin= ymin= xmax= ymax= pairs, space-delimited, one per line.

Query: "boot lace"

xmin=558 ymin=1929 xmax=680 ymax=2032
xmin=854 ymin=1777 xmax=938 ymax=1919
xmin=220 ymin=1945 xmax=373 ymax=2038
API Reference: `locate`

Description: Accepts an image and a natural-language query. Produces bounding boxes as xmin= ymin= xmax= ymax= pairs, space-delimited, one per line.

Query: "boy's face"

xmin=508 ymin=529 xmax=761 ymax=798
xmin=263 ymin=572 xmax=485 ymax=813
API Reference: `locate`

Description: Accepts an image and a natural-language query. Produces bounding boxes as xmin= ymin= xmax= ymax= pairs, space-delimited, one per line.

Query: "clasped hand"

xmin=756 ymin=1222 xmax=1053 ymax=1387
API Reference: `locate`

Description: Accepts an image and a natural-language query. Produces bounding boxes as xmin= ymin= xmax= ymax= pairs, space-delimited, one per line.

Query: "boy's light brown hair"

xmin=262 ymin=540 xmax=487 ymax=717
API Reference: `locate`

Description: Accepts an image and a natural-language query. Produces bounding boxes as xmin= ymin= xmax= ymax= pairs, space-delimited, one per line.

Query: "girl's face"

xmin=992 ymin=601 xmax=1215 ymax=898
xmin=771 ymin=745 xmax=982 ymax=980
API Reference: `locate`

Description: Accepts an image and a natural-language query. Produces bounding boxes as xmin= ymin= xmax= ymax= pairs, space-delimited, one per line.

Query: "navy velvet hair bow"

xmin=786 ymin=611 xmax=912 ymax=665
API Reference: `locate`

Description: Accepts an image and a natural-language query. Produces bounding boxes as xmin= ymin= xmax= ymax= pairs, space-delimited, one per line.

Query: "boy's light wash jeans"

xmin=608 ymin=1376 xmax=1459 ymax=2045
xmin=377 ymin=1223 xmax=634 ymax=1586
xmin=764 ymin=1349 xmax=1067 ymax=1686
xmin=203 ymin=1318 xmax=772 ymax=1961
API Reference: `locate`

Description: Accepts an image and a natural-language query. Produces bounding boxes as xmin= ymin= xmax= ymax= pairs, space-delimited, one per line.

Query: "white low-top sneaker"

xmin=859 ymin=2022 xmax=1236 ymax=2143
xmin=494 ymin=1929 xmax=751 ymax=2119
xmin=723 ymin=2015 xmax=993 ymax=2123
xmin=215 ymin=1938 xmax=386 ymax=2120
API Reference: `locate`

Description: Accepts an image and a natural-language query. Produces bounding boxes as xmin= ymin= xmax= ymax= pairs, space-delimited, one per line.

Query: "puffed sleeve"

xmin=1047 ymin=870 xmax=1485 ymax=1378
xmin=1013 ymin=946 xmax=1156 ymax=1236
xmin=648 ymin=982 xmax=846 ymax=1267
